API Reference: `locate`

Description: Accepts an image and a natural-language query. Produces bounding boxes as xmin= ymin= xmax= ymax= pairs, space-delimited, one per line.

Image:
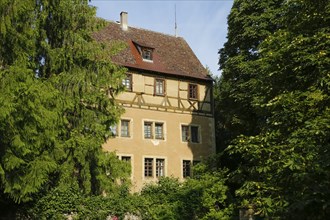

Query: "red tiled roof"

xmin=93 ymin=22 xmax=211 ymax=81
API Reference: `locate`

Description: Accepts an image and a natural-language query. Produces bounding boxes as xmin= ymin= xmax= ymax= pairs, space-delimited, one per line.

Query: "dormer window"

xmin=140 ymin=47 xmax=154 ymax=62
xmin=134 ymin=42 xmax=154 ymax=62
xmin=142 ymin=48 xmax=153 ymax=61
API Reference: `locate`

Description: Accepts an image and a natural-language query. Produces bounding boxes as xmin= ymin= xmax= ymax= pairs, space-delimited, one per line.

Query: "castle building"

xmin=95 ymin=12 xmax=215 ymax=191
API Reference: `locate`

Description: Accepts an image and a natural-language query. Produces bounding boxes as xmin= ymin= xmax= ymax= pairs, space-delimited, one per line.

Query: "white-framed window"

xmin=182 ymin=160 xmax=200 ymax=178
xmin=181 ymin=124 xmax=200 ymax=143
xmin=144 ymin=157 xmax=166 ymax=178
xmin=122 ymin=74 xmax=132 ymax=91
xmin=109 ymin=124 xmax=117 ymax=136
xmin=190 ymin=126 xmax=199 ymax=143
xmin=156 ymin=159 xmax=165 ymax=177
xmin=144 ymin=158 xmax=153 ymax=177
xmin=143 ymin=121 xmax=164 ymax=140
xmin=118 ymin=155 xmax=133 ymax=177
xmin=120 ymin=119 xmax=130 ymax=137
xmin=144 ymin=122 xmax=153 ymax=139
xmin=142 ymin=48 xmax=153 ymax=61
xmin=181 ymin=125 xmax=189 ymax=142
xmin=155 ymin=78 xmax=165 ymax=96
xmin=155 ymin=123 xmax=164 ymax=139
xmin=188 ymin=83 xmax=198 ymax=99
xmin=121 ymin=156 xmax=131 ymax=162
xmin=182 ymin=160 xmax=191 ymax=178
xmin=109 ymin=119 xmax=132 ymax=138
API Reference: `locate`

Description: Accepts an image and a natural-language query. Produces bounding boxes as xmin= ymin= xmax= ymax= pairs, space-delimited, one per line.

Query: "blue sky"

xmin=89 ymin=0 xmax=234 ymax=76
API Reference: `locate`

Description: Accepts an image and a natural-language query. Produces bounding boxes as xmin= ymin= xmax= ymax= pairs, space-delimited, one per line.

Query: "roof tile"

xmin=93 ymin=22 xmax=211 ymax=81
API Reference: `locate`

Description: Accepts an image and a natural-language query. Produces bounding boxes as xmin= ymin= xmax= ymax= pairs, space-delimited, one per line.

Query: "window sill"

xmin=144 ymin=176 xmax=153 ymax=179
xmin=142 ymin=59 xmax=153 ymax=63
xmin=188 ymin=98 xmax=198 ymax=101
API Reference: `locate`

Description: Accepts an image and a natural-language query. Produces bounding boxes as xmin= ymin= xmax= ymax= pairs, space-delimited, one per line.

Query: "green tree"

xmin=0 ymin=0 xmax=128 ymax=213
xmin=218 ymin=0 xmax=330 ymax=218
xmin=217 ymin=0 xmax=284 ymax=151
xmin=19 ymin=155 xmax=135 ymax=219
xmin=183 ymin=163 xmax=233 ymax=220
xmin=139 ymin=162 xmax=233 ymax=220
xmin=140 ymin=177 xmax=183 ymax=220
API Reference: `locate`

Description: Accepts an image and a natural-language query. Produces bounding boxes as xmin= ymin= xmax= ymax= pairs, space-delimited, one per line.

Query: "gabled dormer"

xmin=134 ymin=42 xmax=154 ymax=63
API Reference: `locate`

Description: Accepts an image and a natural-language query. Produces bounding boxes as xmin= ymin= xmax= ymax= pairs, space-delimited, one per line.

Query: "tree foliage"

xmin=17 ymin=179 xmax=138 ymax=219
xmin=217 ymin=0 xmax=330 ymax=219
xmin=139 ymin=163 xmax=233 ymax=220
xmin=216 ymin=0 xmax=284 ymax=150
xmin=0 ymin=0 xmax=128 ymax=211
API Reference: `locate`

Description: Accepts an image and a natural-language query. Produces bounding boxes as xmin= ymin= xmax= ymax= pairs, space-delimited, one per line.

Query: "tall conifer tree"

xmin=0 ymin=0 xmax=128 ymax=206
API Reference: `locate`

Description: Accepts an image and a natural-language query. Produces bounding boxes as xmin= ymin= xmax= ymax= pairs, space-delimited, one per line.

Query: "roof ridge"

xmin=130 ymin=26 xmax=181 ymax=39
xmin=107 ymin=20 xmax=182 ymax=40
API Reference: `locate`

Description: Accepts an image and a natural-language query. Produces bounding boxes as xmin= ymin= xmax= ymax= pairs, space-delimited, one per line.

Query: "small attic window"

xmin=134 ymin=42 xmax=154 ymax=62
xmin=142 ymin=48 xmax=153 ymax=61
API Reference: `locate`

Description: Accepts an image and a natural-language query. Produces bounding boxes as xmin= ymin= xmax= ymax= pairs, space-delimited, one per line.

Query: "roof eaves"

xmin=123 ymin=64 xmax=213 ymax=82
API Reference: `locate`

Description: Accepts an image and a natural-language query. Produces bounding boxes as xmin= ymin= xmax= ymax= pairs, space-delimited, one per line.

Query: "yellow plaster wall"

xmin=103 ymin=107 xmax=216 ymax=191
xmin=103 ymin=71 xmax=215 ymax=191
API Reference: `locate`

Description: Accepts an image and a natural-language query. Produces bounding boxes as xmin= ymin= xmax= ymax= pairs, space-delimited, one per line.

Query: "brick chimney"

xmin=120 ymin=11 xmax=128 ymax=31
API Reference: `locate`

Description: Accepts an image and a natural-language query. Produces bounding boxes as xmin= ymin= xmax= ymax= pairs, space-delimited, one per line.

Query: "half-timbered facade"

xmin=95 ymin=12 xmax=216 ymax=191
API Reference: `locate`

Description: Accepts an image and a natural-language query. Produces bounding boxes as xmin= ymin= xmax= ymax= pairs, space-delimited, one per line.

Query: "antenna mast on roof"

xmin=175 ymin=4 xmax=178 ymax=37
